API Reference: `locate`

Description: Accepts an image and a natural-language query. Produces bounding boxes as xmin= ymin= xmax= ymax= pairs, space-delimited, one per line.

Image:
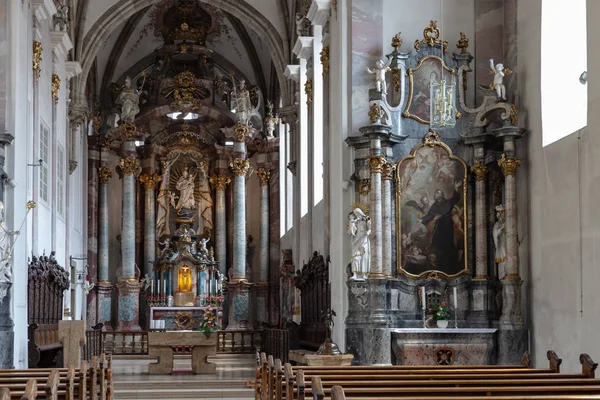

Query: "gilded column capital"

xmin=470 ymin=160 xmax=489 ymax=181
xmin=235 ymin=124 xmax=249 ymax=142
xmin=230 ymin=158 xmax=250 ymax=177
xmin=98 ymin=167 xmax=113 ymax=184
xmin=498 ymin=153 xmax=521 ymax=176
xmin=255 ymin=168 xmax=271 ymax=186
xmin=120 ymin=157 xmax=140 ymax=176
xmin=367 ymin=155 xmax=386 ymax=174
xmin=51 ymin=74 xmax=60 ymax=104
xmin=320 ymin=46 xmax=330 ymax=77
xmin=139 ymin=172 xmax=162 ymax=190
xmin=381 ymin=162 xmax=396 ymax=180
xmin=33 ymin=41 xmax=42 ymax=80
xmin=305 ymin=78 xmax=313 ymax=105
xmin=209 ymin=175 xmax=231 ymax=190
xmin=119 ymin=123 xmax=137 ymax=140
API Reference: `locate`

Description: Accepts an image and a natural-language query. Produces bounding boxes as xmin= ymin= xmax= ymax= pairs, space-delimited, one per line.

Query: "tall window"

xmin=39 ymin=122 xmax=49 ymax=203
xmin=57 ymin=144 xmax=65 ymax=218
xmin=542 ymin=0 xmax=587 ymax=146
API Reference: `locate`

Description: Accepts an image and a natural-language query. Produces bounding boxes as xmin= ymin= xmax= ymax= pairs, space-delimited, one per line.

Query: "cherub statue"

xmin=295 ymin=12 xmax=306 ymax=37
xmin=158 ymin=237 xmax=171 ymax=258
xmin=199 ymin=237 xmax=210 ymax=256
xmin=366 ymin=58 xmax=392 ymax=95
xmin=141 ymin=273 xmax=153 ymax=292
xmin=489 ymin=58 xmax=510 ymax=101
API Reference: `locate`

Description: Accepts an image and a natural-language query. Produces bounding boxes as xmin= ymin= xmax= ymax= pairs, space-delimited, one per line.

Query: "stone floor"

xmin=112 ymin=354 xmax=255 ymax=399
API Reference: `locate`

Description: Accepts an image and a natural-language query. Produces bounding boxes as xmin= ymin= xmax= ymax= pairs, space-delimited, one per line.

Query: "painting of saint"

xmin=396 ymin=137 xmax=467 ymax=277
xmin=404 ymin=56 xmax=455 ymax=124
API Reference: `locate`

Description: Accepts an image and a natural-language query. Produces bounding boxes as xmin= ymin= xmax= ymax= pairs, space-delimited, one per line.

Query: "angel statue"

xmin=157 ymin=237 xmax=171 ymax=259
xmin=117 ymin=76 xmax=142 ymax=124
xmin=366 ymin=58 xmax=392 ymax=95
xmin=489 ymin=58 xmax=510 ymax=100
xmin=199 ymin=237 xmax=210 ymax=257
xmin=0 ymin=201 xmax=20 ymax=283
xmin=492 ymin=204 xmax=507 ymax=279
xmin=347 ymin=208 xmax=371 ymax=281
xmin=141 ymin=274 xmax=154 ymax=292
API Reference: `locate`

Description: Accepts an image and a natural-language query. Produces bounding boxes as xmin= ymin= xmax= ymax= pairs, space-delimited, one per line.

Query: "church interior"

xmin=0 ymin=0 xmax=599 ymax=398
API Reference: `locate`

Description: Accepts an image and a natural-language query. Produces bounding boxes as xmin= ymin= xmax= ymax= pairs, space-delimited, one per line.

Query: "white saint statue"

xmin=196 ymin=162 xmax=213 ymax=235
xmin=117 ymin=76 xmax=141 ymax=124
xmin=490 ymin=58 xmax=507 ymax=100
xmin=175 ymin=167 xmax=196 ymax=212
xmin=235 ymin=79 xmax=252 ymax=124
xmin=348 ymin=208 xmax=371 ymax=281
xmin=54 ymin=4 xmax=69 ymax=32
xmin=366 ymin=58 xmax=392 ymax=95
xmin=492 ymin=204 xmax=507 ymax=279
xmin=0 ymin=201 xmax=20 ymax=283
xmin=156 ymin=160 xmax=175 ymax=238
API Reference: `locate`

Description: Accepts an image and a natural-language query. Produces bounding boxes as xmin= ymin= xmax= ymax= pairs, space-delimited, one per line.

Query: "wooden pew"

xmin=28 ymin=324 xmax=62 ymax=369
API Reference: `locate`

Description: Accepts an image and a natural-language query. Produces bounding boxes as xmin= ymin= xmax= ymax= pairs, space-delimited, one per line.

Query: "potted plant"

xmin=199 ymin=307 xmax=220 ymax=338
xmin=428 ymin=301 xmax=450 ymax=328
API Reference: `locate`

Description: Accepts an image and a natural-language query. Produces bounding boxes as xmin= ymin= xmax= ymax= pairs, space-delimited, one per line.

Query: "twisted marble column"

xmin=209 ymin=175 xmax=230 ymax=277
xmin=140 ymin=172 xmax=161 ymax=278
xmin=381 ymin=162 xmax=395 ymax=277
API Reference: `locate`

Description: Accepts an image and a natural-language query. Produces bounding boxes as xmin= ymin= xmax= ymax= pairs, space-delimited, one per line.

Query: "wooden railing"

xmin=102 ymin=331 xmax=148 ymax=355
xmin=83 ymin=324 xmax=103 ymax=361
xmin=262 ymin=328 xmax=289 ymax=363
xmin=217 ymin=330 xmax=261 ymax=354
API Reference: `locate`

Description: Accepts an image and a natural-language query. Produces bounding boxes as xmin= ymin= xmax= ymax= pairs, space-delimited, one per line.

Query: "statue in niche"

xmin=366 ymin=58 xmax=392 ymax=95
xmin=196 ymin=161 xmax=213 ymax=235
xmin=0 ymin=201 xmax=20 ymax=283
xmin=489 ymin=59 xmax=509 ymax=101
xmin=117 ymin=76 xmax=141 ymax=124
xmin=175 ymin=167 xmax=197 ymax=212
xmin=179 ymin=267 xmax=193 ymax=292
xmin=156 ymin=159 xmax=176 ymax=238
xmin=347 ymin=208 xmax=371 ymax=280
xmin=492 ymin=204 xmax=507 ymax=279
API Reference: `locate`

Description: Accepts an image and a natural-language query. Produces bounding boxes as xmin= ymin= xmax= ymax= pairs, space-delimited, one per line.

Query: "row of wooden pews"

xmin=0 ymin=353 xmax=113 ymax=400
xmin=255 ymin=350 xmax=600 ymax=400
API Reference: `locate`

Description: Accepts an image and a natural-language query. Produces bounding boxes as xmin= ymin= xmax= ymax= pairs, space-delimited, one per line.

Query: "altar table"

xmin=391 ymin=328 xmax=497 ymax=366
xmin=148 ymin=331 xmax=217 ymax=374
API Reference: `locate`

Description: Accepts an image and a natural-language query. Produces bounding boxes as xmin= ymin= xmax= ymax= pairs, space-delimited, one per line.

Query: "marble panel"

xmin=232 ymin=292 xmax=249 ymax=322
xmin=390 ymin=288 xmax=399 ymax=310
xmin=100 ymin=297 xmax=112 ymax=322
xmin=118 ymin=294 xmax=136 ymax=322
xmin=400 ymin=343 xmax=489 ymax=366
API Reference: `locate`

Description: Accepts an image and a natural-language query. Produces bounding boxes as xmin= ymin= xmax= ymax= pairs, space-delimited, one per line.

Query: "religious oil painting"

xmin=403 ymin=56 xmax=455 ymax=125
xmin=396 ymin=133 xmax=468 ymax=278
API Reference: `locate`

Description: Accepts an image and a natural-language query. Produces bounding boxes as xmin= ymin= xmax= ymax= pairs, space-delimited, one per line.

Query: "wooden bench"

xmin=28 ymin=324 xmax=62 ymax=369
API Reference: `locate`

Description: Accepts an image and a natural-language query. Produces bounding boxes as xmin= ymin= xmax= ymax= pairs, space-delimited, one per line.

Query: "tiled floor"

xmin=112 ymin=354 xmax=255 ymax=399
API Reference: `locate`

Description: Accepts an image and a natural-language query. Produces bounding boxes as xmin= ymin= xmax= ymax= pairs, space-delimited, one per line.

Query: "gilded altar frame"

xmin=395 ymin=131 xmax=469 ymax=279
xmin=402 ymin=55 xmax=456 ymax=125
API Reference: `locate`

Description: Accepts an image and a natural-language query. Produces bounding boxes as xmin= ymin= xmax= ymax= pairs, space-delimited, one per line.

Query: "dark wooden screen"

xmin=27 ymin=252 xmax=70 ymax=324
xmin=294 ymin=251 xmax=330 ymax=350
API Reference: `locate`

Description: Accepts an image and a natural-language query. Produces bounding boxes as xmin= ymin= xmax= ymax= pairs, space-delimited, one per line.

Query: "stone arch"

xmin=76 ymin=0 xmax=290 ymax=107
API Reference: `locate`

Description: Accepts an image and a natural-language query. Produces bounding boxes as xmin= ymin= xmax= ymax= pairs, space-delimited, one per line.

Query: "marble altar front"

xmin=148 ymin=331 xmax=217 ymax=375
xmin=391 ymin=328 xmax=497 ymax=366
xmin=150 ymin=306 xmax=222 ymax=331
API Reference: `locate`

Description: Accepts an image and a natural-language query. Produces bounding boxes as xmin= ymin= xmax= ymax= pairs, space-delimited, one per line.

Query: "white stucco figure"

xmin=196 ymin=162 xmax=213 ymax=235
xmin=348 ymin=208 xmax=371 ymax=281
xmin=54 ymin=4 xmax=69 ymax=32
xmin=199 ymin=237 xmax=210 ymax=256
xmin=492 ymin=204 xmax=507 ymax=279
xmin=117 ymin=77 xmax=141 ymax=124
xmin=175 ymin=167 xmax=196 ymax=211
xmin=141 ymin=274 xmax=153 ymax=291
xmin=231 ymin=78 xmax=262 ymax=127
xmin=295 ymin=13 xmax=305 ymax=37
xmin=156 ymin=159 xmax=175 ymax=238
xmin=490 ymin=58 xmax=507 ymax=100
xmin=0 ymin=201 xmax=20 ymax=283
xmin=366 ymin=58 xmax=392 ymax=94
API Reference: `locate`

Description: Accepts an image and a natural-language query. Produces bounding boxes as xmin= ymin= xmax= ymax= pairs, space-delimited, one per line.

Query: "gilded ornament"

xmin=51 ymin=74 xmax=60 ymax=104
xmin=209 ymin=175 xmax=231 ymax=191
xmin=498 ymin=153 xmax=520 ymax=176
xmin=98 ymin=167 xmax=113 ymax=184
xmin=368 ymin=103 xmax=384 ymax=123
xmin=26 ymin=200 xmax=37 ymax=211
xmin=381 ymin=162 xmax=396 ymax=180
xmin=391 ymin=32 xmax=403 ymax=52
xmin=509 ymin=105 xmax=519 ymax=125
xmin=414 ymin=21 xmax=448 ymax=52
xmin=349 ymin=201 xmax=369 ymax=216
xmin=120 ymin=157 xmax=140 ymax=176
xmin=255 ymin=168 xmax=271 ymax=186
xmin=426 ymin=271 xmax=441 ymax=281
xmin=119 ymin=123 xmax=137 ymax=140
xmin=358 ymin=180 xmax=371 ymax=196
xmin=456 ymin=32 xmax=469 ymax=54
xmin=33 ymin=41 xmax=43 ymax=80
xmin=175 ymin=71 xmax=196 ymax=88
xmin=320 ymin=46 xmax=330 ymax=77
xmin=139 ymin=172 xmax=161 ymax=190
xmin=423 ymin=129 xmax=441 ymax=146
xmin=392 ymin=68 xmax=401 ymax=93
xmin=305 ymin=78 xmax=313 ymax=105
xmin=230 ymin=158 xmax=250 ymax=177
xmin=180 ymin=43 xmax=188 ymax=53
xmin=235 ymin=124 xmax=249 ymax=142
xmin=367 ymin=156 xmax=386 ymax=174
xmin=470 ymin=160 xmax=488 ymax=181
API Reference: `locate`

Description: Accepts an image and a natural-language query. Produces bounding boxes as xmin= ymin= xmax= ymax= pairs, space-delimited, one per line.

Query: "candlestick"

xmin=453 ymin=287 xmax=458 ymax=310
xmin=421 ymin=286 xmax=426 ymax=310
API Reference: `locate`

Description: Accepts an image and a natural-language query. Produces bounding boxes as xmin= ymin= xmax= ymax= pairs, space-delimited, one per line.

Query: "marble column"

xmin=0 ymin=133 xmax=14 ymax=368
xmin=227 ymin=124 xmax=253 ymax=330
xmin=209 ymin=175 xmax=230 ymax=277
xmin=117 ymin=142 xmax=143 ymax=331
xmin=140 ymin=172 xmax=161 ymax=278
xmin=97 ymin=167 xmax=113 ymax=330
xmin=86 ymin=146 xmax=100 ymax=326
xmin=381 ymin=162 xmax=395 ymax=278
xmin=255 ymin=168 xmax=271 ymax=325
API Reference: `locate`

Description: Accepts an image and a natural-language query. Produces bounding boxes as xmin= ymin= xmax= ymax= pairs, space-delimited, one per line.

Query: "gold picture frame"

xmin=395 ymin=130 xmax=469 ymax=279
xmin=402 ymin=55 xmax=456 ymax=125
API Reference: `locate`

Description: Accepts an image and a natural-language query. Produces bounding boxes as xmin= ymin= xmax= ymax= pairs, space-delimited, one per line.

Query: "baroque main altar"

xmin=344 ymin=22 xmax=526 ymax=365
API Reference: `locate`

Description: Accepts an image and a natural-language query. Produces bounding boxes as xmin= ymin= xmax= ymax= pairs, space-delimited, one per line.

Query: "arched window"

xmin=542 ymin=0 xmax=587 ymax=146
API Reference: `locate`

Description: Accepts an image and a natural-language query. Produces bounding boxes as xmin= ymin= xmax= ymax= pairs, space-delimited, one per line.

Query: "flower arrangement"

xmin=208 ymin=295 xmax=223 ymax=307
xmin=199 ymin=307 xmax=219 ymax=338
xmin=428 ymin=301 xmax=450 ymax=321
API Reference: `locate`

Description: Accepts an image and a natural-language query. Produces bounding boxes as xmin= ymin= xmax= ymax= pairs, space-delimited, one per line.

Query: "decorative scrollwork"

xmin=235 ymin=124 xmax=249 ymax=142
xmin=509 ymin=105 xmax=519 ymax=125
xmin=119 ymin=123 xmax=137 ymax=140
xmin=368 ymin=103 xmax=384 ymax=123
xmin=305 ymin=78 xmax=313 ymax=105
xmin=358 ymin=180 xmax=371 ymax=196
xmin=423 ymin=129 xmax=441 ymax=146
xmin=33 ymin=41 xmax=43 ymax=80
xmin=320 ymin=46 xmax=330 ymax=77
xmin=414 ymin=21 xmax=448 ymax=52
xmin=51 ymin=74 xmax=60 ymax=104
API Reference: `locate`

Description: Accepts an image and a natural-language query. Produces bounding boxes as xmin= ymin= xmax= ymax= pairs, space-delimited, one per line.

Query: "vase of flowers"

xmin=428 ymin=301 xmax=450 ymax=328
xmin=199 ymin=306 xmax=219 ymax=338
